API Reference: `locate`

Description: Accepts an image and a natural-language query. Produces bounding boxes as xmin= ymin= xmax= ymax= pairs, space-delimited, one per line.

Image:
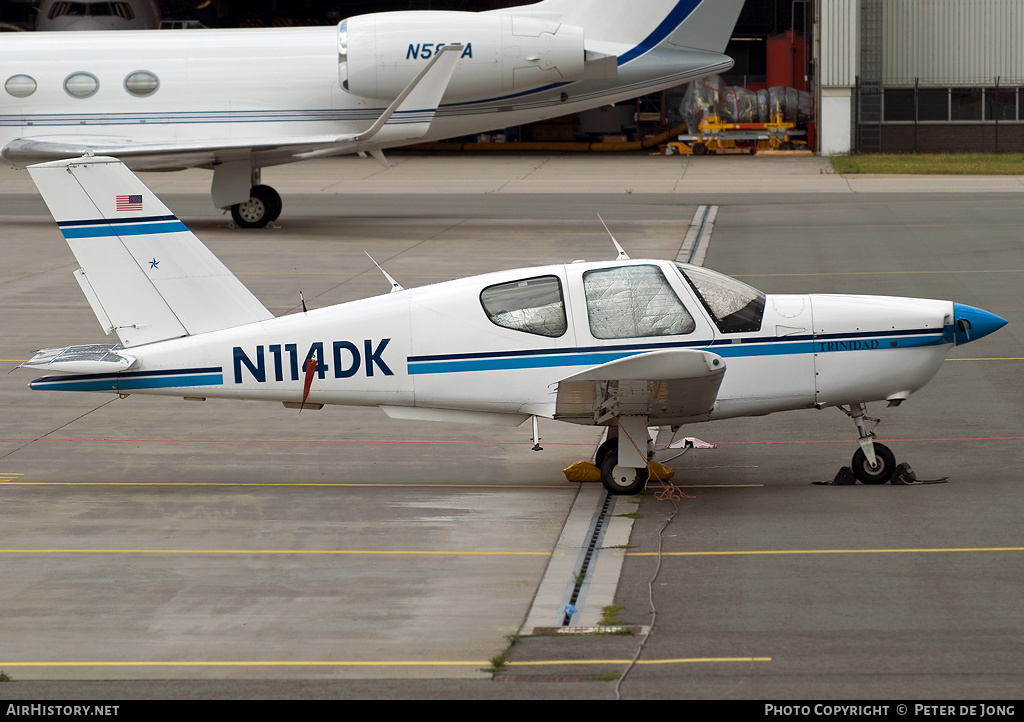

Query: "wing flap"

xmin=554 ymin=349 xmax=725 ymax=424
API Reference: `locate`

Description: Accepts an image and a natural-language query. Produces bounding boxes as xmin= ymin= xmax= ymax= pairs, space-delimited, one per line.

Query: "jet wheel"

xmin=851 ymin=442 xmax=896 ymax=485
xmin=600 ymin=452 xmax=649 ymax=496
xmin=231 ymin=185 xmax=282 ymax=228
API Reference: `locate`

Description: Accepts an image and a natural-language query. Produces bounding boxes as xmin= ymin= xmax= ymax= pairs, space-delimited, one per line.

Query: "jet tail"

xmin=27 ymin=156 xmax=273 ymax=348
xmin=502 ymin=0 xmax=745 ymax=56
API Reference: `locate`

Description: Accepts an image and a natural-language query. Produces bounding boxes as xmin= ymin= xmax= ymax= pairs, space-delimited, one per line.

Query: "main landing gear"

xmin=842 ymin=403 xmax=898 ymax=484
xmin=230 ymin=184 xmax=282 ymax=229
xmin=595 ymin=419 xmax=656 ymax=496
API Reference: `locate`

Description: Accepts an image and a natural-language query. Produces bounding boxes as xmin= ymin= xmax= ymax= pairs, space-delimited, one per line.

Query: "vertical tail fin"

xmin=27 ymin=156 xmax=273 ymax=348
xmin=502 ymin=0 xmax=745 ymax=55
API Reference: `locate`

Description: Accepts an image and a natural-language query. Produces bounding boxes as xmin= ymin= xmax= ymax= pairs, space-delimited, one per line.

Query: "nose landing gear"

xmin=842 ymin=403 xmax=898 ymax=484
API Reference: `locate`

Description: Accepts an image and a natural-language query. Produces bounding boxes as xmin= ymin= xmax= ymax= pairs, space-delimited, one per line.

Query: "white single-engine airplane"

xmin=22 ymin=156 xmax=1009 ymax=493
xmin=1 ymin=0 xmax=744 ymax=227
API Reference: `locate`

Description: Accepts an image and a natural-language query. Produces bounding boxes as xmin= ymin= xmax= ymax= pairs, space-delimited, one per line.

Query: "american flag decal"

xmin=116 ymin=194 xmax=143 ymax=212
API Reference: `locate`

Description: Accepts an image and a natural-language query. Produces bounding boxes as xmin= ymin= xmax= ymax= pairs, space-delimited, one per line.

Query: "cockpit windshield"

xmin=675 ymin=263 xmax=765 ymax=333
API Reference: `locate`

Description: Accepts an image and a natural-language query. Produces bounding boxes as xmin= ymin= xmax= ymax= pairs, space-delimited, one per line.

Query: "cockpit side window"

xmin=583 ymin=265 xmax=695 ymax=339
xmin=480 ymin=275 xmax=567 ymax=338
xmin=677 ymin=264 xmax=765 ymax=333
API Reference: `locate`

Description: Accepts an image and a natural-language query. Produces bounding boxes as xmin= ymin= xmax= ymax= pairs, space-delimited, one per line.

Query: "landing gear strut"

xmin=842 ymin=403 xmax=898 ymax=484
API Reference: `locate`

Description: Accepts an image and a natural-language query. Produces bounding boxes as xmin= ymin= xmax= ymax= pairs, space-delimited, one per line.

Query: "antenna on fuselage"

xmin=299 ymin=291 xmax=308 ymax=313
xmin=365 ymin=252 xmax=404 ymax=293
xmin=598 ymin=214 xmax=630 ymax=260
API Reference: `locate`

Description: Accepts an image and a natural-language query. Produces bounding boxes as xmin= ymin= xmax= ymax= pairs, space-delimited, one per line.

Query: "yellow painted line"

xmin=0 ymin=360 xmax=27 ymax=363
xmin=2 ymin=482 xmax=571 ymax=489
xmin=946 ymin=358 xmax=1024 ymax=361
xmin=0 ymin=657 xmax=771 ymax=669
xmin=0 ymin=473 xmax=25 ymax=484
xmin=508 ymin=657 xmax=772 ymax=666
xmin=736 ymin=269 xmax=1024 ymax=277
xmin=0 ymin=548 xmax=557 ymax=556
xmin=626 ymin=547 xmax=1024 ymax=557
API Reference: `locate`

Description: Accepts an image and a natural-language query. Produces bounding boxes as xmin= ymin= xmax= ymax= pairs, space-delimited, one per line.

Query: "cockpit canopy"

xmin=675 ymin=263 xmax=765 ymax=333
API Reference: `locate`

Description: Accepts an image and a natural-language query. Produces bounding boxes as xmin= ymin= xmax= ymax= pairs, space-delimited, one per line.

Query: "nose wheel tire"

xmin=851 ymin=442 xmax=896 ymax=484
xmin=230 ymin=184 xmax=282 ymax=228
xmin=600 ymin=451 xmax=649 ymax=496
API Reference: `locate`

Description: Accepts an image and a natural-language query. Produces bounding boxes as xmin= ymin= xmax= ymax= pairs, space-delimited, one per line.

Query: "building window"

xmin=951 ymin=89 xmax=983 ymax=121
xmin=5 ymin=75 xmax=37 ymax=98
xmin=64 ymin=72 xmax=99 ymax=98
xmin=916 ymin=89 xmax=949 ymax=121
xmin=985 ymin=88 xmax=1017 ymax=121
xmin=884 ymin=89 xmax=915 ymax=122
xmin=124 ymin=71 xmax=159 ymax=97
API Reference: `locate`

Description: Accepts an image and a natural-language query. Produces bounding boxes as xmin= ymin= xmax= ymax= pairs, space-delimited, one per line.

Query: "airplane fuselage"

xmin=0 ymin=22 xmax=729 ymax=171
xmin=28 ymin=260 xmax=958 ymax=426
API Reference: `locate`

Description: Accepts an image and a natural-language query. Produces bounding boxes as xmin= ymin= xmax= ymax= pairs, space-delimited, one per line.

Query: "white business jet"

xmin=21 ymin=156 xmax=1008 ymax=494
xmin=1 ymin=0 xmax=744 ymax=227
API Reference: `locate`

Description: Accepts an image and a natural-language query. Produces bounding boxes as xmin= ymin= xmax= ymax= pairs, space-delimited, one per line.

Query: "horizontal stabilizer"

xmin=21 ymin=344 xmax=137 ymax=375
xmin=27 ymin=156 xmax=273 ymax=348
xmin=555 ymin=349 xmax=725 ymax=424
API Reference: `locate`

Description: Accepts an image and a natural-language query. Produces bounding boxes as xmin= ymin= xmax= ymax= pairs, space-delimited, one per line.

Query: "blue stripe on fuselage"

xmin=30 ymin=367 xmax=223 ymax=392
xmin=406 ymin=331 xmax=948 ymax=376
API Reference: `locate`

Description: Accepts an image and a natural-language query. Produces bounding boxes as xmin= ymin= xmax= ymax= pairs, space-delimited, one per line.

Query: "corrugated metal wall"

xmin=818 ymin=0 xmax=860 ymax=86
xmin=883 ymin=0 xmax=1024 ymax=85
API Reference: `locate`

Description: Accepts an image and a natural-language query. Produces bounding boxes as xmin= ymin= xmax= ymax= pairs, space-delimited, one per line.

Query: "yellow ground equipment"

xmin=668 ymin=114 xmax=807 ymax=156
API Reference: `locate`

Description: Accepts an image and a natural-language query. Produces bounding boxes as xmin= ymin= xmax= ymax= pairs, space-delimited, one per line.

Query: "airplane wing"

xmin=1 ymin=45 xmax=463 ymax=171
xmin=554 ymin=349 xmax=726 ymax=425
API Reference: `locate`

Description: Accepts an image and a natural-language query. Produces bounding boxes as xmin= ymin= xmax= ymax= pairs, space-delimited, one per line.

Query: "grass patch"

xmin=597 ymin=605 xmax=635 ymax=635
xmin=593 ymin=672 xmax=622 ymax=682
xmin=0 ymin=671 xmax=9 ymax=682
xmin=598 ymin=605 xmax=626 ymax=626
xmin=831 ymin=153 xmax=1024 ymax=175
xmin=486 ymin=650 xmax=508 ymax=672
xmin=615 ymin=511 xmax=642 ymax=519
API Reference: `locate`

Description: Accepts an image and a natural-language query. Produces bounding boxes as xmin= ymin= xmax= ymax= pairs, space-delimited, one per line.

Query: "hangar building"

xmin=817 ymin=0 xmax=1024 ymax=154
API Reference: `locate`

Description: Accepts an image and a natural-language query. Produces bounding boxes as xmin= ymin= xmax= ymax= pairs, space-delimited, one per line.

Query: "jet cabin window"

xmin=5 ymin=75 xmax=37 ymax=98
xmin=124 ymin=71 xmax=159 ymax=97
xmin=480 ymin=276 xmax=567 ymax=338
xmin=583 ymin=265 xmax=695 ymax=339
xmin=64 ymin=72 xmax=99 ymax=99
xmin=676 ymin=264 xmax=766 ymax=334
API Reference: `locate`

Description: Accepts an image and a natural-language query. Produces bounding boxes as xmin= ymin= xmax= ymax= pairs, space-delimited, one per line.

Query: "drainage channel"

xmin=519 ymin=485 xmax=635 ymax=633
xmin=561 ymin=492 xmax=613 ymax=625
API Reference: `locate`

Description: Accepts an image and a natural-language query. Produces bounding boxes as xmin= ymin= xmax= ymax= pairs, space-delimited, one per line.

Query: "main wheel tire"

xmin=851 ymin=442 xmax=896 ymax=485
xmin=595 ymin=436 xmax=617 ymax=470
xmin=230 ymin=185 xmax=282 ymax=228
xmin=600 ymin=451 xmax=649 ymax=496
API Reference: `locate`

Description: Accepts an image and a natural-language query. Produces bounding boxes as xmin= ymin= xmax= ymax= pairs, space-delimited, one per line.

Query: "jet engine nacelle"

xmin=339 ymin=12 xmax=586 ymax=102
